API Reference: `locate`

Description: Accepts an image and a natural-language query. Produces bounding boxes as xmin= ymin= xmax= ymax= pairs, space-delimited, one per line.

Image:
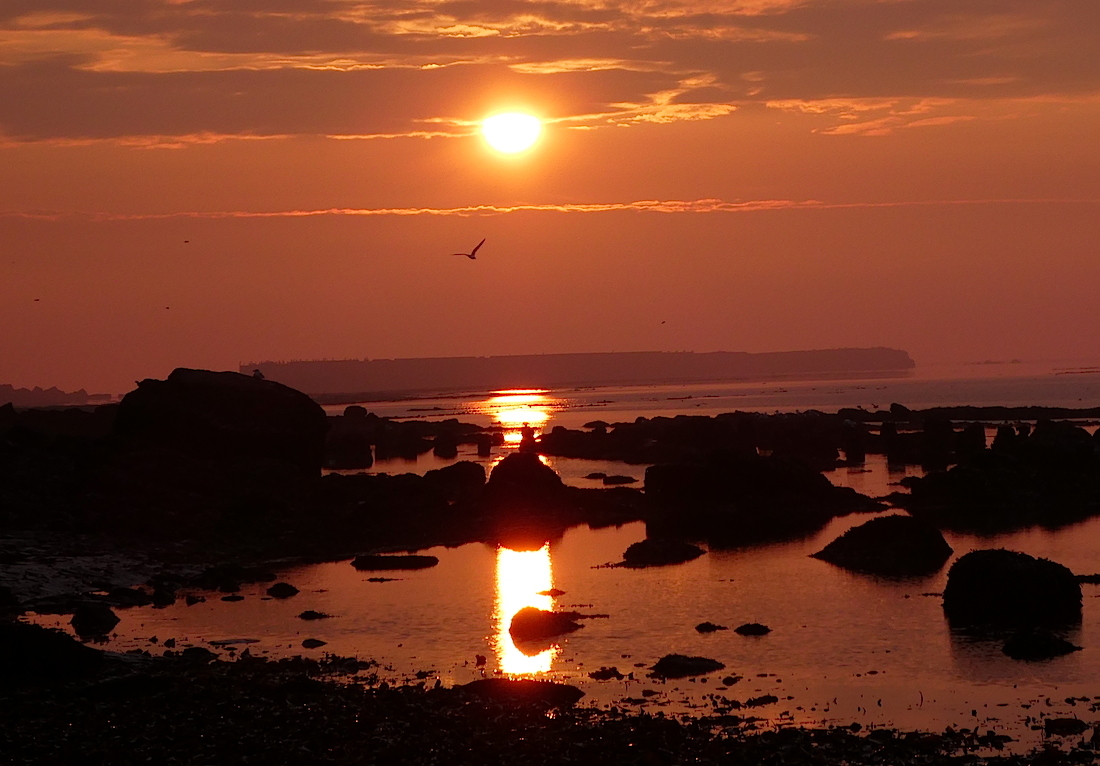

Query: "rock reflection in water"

xmin=494 ymin=544 xmax=557 ymax=673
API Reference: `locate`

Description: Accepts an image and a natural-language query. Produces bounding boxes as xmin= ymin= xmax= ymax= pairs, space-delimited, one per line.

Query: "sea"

xmin=31 ymin=358 xmax=1100 ymax=748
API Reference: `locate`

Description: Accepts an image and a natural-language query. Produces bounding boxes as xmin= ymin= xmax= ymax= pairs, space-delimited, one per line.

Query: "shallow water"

xmin=35 ymin=502 xmax=1100 ymax=748
xmin=30 ymin=364 xmax=1100 ymax=748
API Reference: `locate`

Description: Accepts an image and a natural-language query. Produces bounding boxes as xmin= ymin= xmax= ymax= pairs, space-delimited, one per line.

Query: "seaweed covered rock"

xmin=114 ymin=368 xmax=328 ymax=474
xmin=943 ymin=549 xmax=1082 ymax=627
xmin=811 ymin=515 xmax=953 ymax=576
xmin=621 ymin=538 xmax=705 ymax=568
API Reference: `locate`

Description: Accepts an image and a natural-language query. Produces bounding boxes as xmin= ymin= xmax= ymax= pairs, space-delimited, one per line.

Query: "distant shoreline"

xmin=246 ymin=347 xmax=916 ymax=400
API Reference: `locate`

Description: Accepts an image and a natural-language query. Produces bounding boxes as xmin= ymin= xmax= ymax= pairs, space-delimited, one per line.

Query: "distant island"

xmin=0 ymin=383 xmax=111 ymax=408
xmin=243 ymin=348 xmax=915 ymax=399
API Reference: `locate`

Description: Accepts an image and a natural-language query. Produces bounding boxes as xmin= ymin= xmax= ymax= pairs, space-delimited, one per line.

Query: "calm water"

xmin=31 ymin=362 xmax=1100 ymax=747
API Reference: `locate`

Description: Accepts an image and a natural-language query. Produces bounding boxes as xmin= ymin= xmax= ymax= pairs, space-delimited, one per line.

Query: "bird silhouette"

xmin=451 ymin=238 xmax=485 ymax=259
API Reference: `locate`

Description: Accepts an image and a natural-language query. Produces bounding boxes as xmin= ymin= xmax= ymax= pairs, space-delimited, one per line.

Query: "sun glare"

xmin=481 ymin=112 xmax=542 ymax=154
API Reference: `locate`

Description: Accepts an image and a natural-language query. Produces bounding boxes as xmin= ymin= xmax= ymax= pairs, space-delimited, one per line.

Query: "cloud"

xmin=0 ymin=0 xmax=1097 ymax=142
xmin=7 ymin=197 xmax=1096 ymax=221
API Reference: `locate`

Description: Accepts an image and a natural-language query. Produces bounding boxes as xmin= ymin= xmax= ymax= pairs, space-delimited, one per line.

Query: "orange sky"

xmin=2 ymin=1 xmax=1099 ymax=393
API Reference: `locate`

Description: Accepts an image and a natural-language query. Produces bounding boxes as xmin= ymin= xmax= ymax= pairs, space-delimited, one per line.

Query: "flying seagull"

xmin=451 ymin=238 xmax=485 ymax=260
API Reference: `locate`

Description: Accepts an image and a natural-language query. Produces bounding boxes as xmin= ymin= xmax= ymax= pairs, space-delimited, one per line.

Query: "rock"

xmin=302 ymin=638 xmax=328 ymax=649
xmin=943 ymin=549 xmax=1082 ymax=626
xmin=644 ymin=452 xmax=880 ymax=546
xmin=180 ymin=646 xmax=217 ymax=661
xmin=588 ymin=666 xmax=625 ymax=681
xmin=459 ymin=678 xmax=584 ymax=707
xmin=114 ymin=367 xmax=328 ymax=474
xmin=351 ymin=554 xmax=439 ymax=571
xmin=695 ymin=622 xmax=728 ymax=633
xmin=1044 ymin=718 xmax=1090 ymax=736
xmin=266 ymin=582 xmax=300 ymax=599
xmin=585 ymin=472 xmax=608 ymax=480
xmin=509 ymin=607 xmax=583 ymax=642
xmin=734 ymin=623 xmax=771 ymax=636
xmin=602 ymin=475 xmax=636 ymax=485
xmin=0 ymin=585 xmax=23 ymax=616
xmin=649 ymin=654 xmax=725 ymax=679
xmin=484 ymin=452 xmax=565 ymax=505
xmin=810 ymin=515 xmax=953 ymax=576
xmin=298 ymin=610 xmax=332 ymax=620
xmin=220 ymin=595 xmax=245 ymax=602
xmin=151 ymin=588 xmax=177 ymax=607
xmin=0 ymin=622 xmax=103 ymax=684
xmin=621 ymin=538 xmax=705 ymax=568
xmin=104 ymin=587 xmax=154 ymax=607
xmin=424 ymin=461 xmax=486 ymax=502
xmin=721 ymin=676 xmax=741 ymax=686
xmin=70 ymin=603 xmax=120 ymax=637
xmin=744 ymin=694 xmax=780 ymax=708
xmin=1002 ymin=630 xmax=1082 ymax=661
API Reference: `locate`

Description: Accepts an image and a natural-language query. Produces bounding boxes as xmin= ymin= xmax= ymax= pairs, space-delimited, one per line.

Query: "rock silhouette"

xmin=509 ymin=607 xmax=583 ymax=642
xmin=115 ymin=368 xmax=328 ymax=475
xmin=943 ymin=549 xmax=1082 ymax=627
xmin=650 ymin=654 xmax=726 ymax=679
xmin=811 ymin=515 xmax=953 ymax=576
xmin=620 ymin=538 xmax=705 ymax=568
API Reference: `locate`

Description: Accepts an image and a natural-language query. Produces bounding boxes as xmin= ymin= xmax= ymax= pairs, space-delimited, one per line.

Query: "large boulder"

xmin=114 ymin=368 xmax=328 ymax=474
xmin=811 ymin=515 xmax=953 ymax=576
xmin=943 ymin=549 xmax=1082 ymax=627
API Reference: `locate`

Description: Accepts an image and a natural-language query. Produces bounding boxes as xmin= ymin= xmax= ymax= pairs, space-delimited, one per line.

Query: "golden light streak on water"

xmin=494 ymin=544 xmax=557 ymax=674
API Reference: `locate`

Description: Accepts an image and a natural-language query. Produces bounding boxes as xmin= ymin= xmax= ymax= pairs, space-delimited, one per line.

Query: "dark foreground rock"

xmin=508 ymin=607 xmax=583 ymax=642
xmin=1 ymin=651 xmax=1091 ymax=765
xmin=811 ymin=515 xmax=953 ymax=576
xmin=650 ymin=654 xmax=726 ymax=679
xmin=114 ymin=367 xmax=329 ymax=475
xmin=458 ymin=678 xmax=584 ymax=707
xmin=621 ymin=538 xmax=705 ymax=568
xmin=943 ymin=550 xmax=1082 ymax=627
xmin=0 ymin=622 xmax=103 ymax=684
xmin=351 ymin=554 xmax=439 ymax=571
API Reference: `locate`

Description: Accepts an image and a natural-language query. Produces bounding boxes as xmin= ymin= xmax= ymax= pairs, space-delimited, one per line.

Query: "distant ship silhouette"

xmin=451 ymin=238 xmax=485 ymax=260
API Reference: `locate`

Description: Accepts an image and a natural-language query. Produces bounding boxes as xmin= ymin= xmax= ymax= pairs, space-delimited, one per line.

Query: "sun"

xmin=481 ymin=112 xmax=542 ymax=154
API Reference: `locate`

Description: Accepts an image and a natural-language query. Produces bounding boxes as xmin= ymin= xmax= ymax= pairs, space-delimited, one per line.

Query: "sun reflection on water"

xmin=494 ymin=544 xmax=557 ymax=674
xmin=478 ymin=389 xmax=554 ymax=444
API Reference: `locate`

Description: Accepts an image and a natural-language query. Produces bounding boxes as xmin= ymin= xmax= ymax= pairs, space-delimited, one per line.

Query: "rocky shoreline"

xmin=4 ymin=638 xmax=1099 ymax=765
xmin=5 ymin=368 xmax=1100 ymax=762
